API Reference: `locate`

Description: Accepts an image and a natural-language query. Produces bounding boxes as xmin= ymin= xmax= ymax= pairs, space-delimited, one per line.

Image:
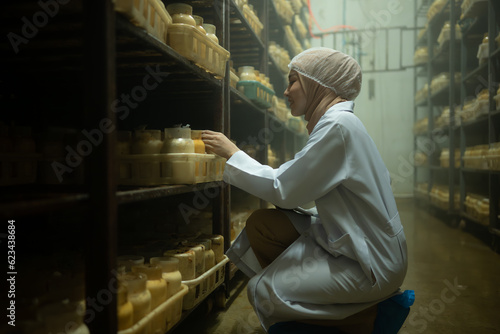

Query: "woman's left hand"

xmin=202 ymin=130 xmax=240 ymax=159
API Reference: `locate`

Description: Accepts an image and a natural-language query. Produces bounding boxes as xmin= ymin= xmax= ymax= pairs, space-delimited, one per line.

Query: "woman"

xmin=202 ymin=47 xmax=408 ymax=333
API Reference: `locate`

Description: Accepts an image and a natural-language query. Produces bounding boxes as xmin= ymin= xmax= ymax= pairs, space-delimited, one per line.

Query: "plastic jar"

xmin=203 ymin=23 xmax=219 ymax=44
xmin=120 ymin=273 xmax=152 ymax=324
xmin=117 ymin=285 xmax=134 ymax=330
xmin=193 ymin=15 xmax=207 ymax=34
xmin=190 ymin=130 xmax=205 ymax=154
xmin=150 ymin=256 xmax=183 ymax=298
xmin=131 ymin=129 xmax=163 ymax=154
xmin=182 ymin=242 xmax=206 ymax=277
xmin=162 ymin=127 xmax=195 ymax=153
xmin=131 ymin=264 xmax=167 ymax=309
xmin=195 ymin=238 xmax=216 ymax=271
xmin=206 ymin=234 xmax=224 ymax=263
xmin=238 ymin=66 xmax=257 ymax=81
xmin=167 ymin=3 xmax=196 ymax=26
xmin=37 ymin=300 xmax=90 ymax=334
xmin=254 ymin=70 xmax=262 ymax=82
xmin=117 ymin=255 xmax=145 ymax=272
xmin=163 ymin=247 xmax=196 ymax=280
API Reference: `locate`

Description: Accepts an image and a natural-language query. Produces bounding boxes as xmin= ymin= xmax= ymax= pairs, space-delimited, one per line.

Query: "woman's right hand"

xmin=201 ymin=130 xmax=240 ymax=159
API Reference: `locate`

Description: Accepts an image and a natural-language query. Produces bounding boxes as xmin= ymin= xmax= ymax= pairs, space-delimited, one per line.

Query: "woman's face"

xmin=284 ymin=70 xmax=307 ymax=117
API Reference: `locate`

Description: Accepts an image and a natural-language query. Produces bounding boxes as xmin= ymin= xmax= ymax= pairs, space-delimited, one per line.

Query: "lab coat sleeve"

xmin=224 ymin=120 xmax=348 ymax=209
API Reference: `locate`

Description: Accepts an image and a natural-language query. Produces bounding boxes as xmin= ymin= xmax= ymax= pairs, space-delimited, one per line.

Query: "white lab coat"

xmin=224 ymin=101 xmax=408 ymax=331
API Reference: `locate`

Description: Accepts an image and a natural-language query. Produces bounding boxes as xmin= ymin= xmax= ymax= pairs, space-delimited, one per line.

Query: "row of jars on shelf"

xmin=413 ymin=143 xmax=500 ymax=171
xmin=118 ymin=127 xmax=205 ymax=155
xmin=415 ymin=31 xmax=500 ymax=67
xmin=414 ymin=85 xmax=499 ymax=133
xmin=415 ymin=182 xmax=490 ymax=225
xmin=414 ymin=72 xmax=461 ymax=104
xmin=117 ymin=234 xmax=225 ymax=331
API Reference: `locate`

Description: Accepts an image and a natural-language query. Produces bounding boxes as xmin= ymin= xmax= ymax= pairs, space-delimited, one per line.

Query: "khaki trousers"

xmin=245 ymin=208 xmax=377 ymax=334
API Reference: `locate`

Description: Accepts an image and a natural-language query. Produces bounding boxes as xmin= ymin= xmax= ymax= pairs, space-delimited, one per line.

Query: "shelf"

xmin=115 ymin=15 xmax=222 ymax=90
xmin=460 ymin=16 xmax=488 ymax=37
xmin=430 ymin=165 xmax=451 ymax=171
xmin=230 ymin=86 xmax=268 ymax=115
xmin=462 ymin=62 xmax=488 ymax=84
xmin=427 ymin=0 xmax=452 ymax=28
xmin=461 ymin=114 xmax=489 ymax=128
xmin=229 ymin=0 xmax=265 ymax=68
xmin=461 ymin=167 xmax=491 ymax=173
xmin=461 ymin=210 xmax=489 ymax=227
xmin=491 ymin=47 xmax=500 ymax=59
xmin=430 ymin=84 xmax=460 ymax=106
xmin=431 ymin=39 xmax=461 ymax=68
xmin=461 ymin=0 xmax=488 ymax=20
xmin=0 ymin=186 xmax=88 ymax=218
xmin=117 ymin=182 xmax=225 ymax=204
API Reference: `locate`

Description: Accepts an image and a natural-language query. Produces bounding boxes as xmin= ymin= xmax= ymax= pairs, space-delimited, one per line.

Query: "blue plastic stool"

xmin=268 ymin=290 xmax=415 ymax=334
xmin=372 ymin=290 xmax=415 ymax=334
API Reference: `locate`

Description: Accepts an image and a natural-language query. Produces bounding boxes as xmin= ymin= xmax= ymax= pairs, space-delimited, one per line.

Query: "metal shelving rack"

xmin=414 ymin=0 xmax=500 ymax=251
xmin=0 ymin=0 xmax=310 ymax=332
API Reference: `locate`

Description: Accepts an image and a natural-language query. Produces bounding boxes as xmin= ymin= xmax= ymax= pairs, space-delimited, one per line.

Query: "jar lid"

xmin=119 ymin=272 xmax=147 ymax=293
xmin=150 ymin=256 xmax=180 ymax=272
xmin=134 ymin=129 xmax=161 ymax=141
xmin=191 ymin=130 xmax=203 ymax=139
xmin=203 ymin=23 xmax=216 ymax=34
xmin=131 ymin=264 xmax=162 ymax=280
xmin=117 ymin=255 xmax=145 ymax=272
xmin=165 ymin=127 xmax=191 ymax=139
xmin=195 ymin=238 xmax=212 ymax=250
xmin=167 ymin=3 xmax=193 ymax=15
xmin=193 ymin=15 xmax=204 ymax=25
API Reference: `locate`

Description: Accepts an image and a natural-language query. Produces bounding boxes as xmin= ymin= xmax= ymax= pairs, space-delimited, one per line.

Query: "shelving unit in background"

xmin=413 ymin=0 xmax=500 ymax=252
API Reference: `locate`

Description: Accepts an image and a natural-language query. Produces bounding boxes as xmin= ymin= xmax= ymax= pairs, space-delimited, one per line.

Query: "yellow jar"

xmin=191 ymin=130 xmax=205 ymax=154
xmin=182 ymin=242 xmax=206 ymax=277
xmin=131 ymin=264 xmax=167 ymax=309
xmin=193 ymin=15 xmax=207 ymax=34
xmin=120 ymin=273 xmax=152 ymax=325
xmin=167 ymin=3 xmax=196 ymax=26
xmin=196 ymin=238 xmax=216 ymax=271
xmin=117 ymin=285 xmax=134 ymax=330
xmin=163 ymin=247 xmax=196 ymax=280
xmin=203 ymin=23 xmax=219 ymax=44
xmin=150 ymin=256 xmax=183 ymax=298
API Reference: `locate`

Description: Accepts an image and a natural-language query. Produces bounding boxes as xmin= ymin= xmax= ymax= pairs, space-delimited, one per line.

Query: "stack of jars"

xmin=119 ymin=126 xmax=200 ymax=156
xmin=269 ymin=41 xmax=292 ymax=74
xmin=117 ymin=255 xmax=184 ymax=333
xmin=166 ymin=3 xmax=219 ymax=45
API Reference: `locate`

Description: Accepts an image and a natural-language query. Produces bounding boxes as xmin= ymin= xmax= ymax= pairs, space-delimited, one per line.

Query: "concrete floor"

xmin=172 ymin=199 xmax=500 ymax=334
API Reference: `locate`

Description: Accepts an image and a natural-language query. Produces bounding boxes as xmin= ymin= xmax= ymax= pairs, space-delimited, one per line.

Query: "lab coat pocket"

xmin=384 ymin=213 xmax=403 ymax=237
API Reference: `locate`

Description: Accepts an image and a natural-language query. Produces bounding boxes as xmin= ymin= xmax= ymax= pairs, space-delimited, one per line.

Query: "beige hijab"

xmin=289 ymin=47 xmax=362 ymax=134
xmin=298 ymin=74 xmax=346 ymax=134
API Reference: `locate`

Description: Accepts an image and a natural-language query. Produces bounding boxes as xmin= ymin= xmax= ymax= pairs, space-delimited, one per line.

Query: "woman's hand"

xmin=202 ymin=130 xmax=240 ymax=159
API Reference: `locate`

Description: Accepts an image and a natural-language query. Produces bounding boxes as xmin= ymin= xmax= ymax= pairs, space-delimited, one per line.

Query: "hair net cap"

xmin=288 ymin=47 xmax=362 ymax=100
